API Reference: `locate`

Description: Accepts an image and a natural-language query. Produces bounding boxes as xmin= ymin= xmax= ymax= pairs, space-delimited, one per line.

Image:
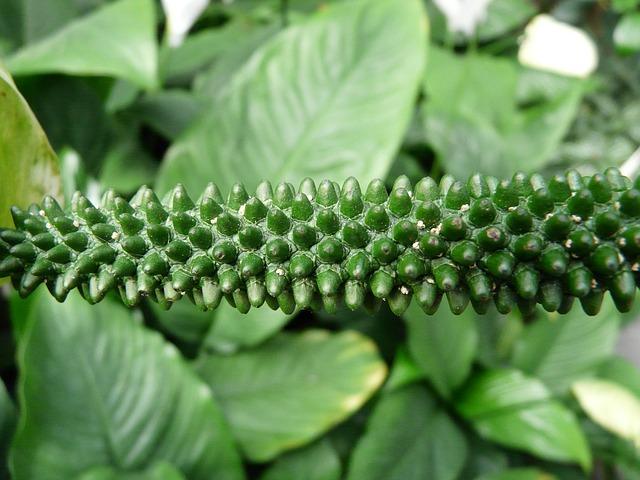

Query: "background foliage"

xmin=1 ymin=0 xmax=640 ymax=478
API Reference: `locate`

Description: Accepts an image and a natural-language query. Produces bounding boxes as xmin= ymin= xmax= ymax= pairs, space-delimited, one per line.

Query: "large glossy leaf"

xmin=422 ymin=47 xmax=584 ymax=178
xmin=6 ymin=0 xmax=158 ymax=89
xmin=195 ymin=330 xmax=387 ymax=462
xmin=455 ymin=369 xmax=591 ymax=470
xmin=156 ymin=0 xmax=427 ymax=195
xmin=259 ymin=439 xmax=341 ymax=480
xmin=511 ymin=298 xmax=619 ymax=394
xmin=404 ymin=300 xmax=477 ymax=398
xmin=573 ymin=379 xmax=640 ymax=447
xmin=0 ymin=63 xmax=60 ymax=229
xmin=346 ymin=384 xmax=467 ymax=480
xmin=10 ymin=290 xmax=244 ymax=480
xmin=202 ymin=303 xmax=291 ymax=354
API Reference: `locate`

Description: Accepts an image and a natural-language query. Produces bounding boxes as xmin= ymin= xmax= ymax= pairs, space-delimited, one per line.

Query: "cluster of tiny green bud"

xmin=1 ymin=168 xmax=639 ymax=317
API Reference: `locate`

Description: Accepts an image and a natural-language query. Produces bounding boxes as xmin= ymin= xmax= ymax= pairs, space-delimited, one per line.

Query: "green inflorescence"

xmin=1 ymin=168 xmax=640 ymax=316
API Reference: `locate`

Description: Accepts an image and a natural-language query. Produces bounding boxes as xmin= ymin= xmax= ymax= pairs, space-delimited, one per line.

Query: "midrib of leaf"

xmin=15 ymin=315 xmax=125 ymax=470
xmin=210 ymin=361 xmax=377 ymax=400
xmin=272 ymin=8 xmax=369 ymax=180
xmin=75 ymin=346 xmax=126 ymax=468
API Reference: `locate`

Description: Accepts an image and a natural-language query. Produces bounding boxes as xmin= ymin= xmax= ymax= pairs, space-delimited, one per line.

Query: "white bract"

xmin=433 ymin=0 xmax=493 ymax=37
xmin=161 ymin=0 xmax=210 ymax=48
xmin=518 ymin=14 xmax=598 ymax=78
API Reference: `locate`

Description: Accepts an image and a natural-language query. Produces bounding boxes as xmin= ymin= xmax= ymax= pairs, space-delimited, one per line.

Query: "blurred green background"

xmin=1 ymin=0 xmax=640 ymax=479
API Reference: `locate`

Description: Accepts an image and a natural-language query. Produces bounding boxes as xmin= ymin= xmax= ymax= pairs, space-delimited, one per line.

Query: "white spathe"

xmin=518 ymin=14 xmax=598 ymax=78
xmin=433 ymin=0 xmax=493 ymax=37
xmin=161 ymin=0 xmax=210 ymax=48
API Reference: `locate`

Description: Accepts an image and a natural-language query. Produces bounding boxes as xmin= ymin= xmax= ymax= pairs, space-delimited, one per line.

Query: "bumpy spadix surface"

xmin=1 ymin=168 xmax=640 ymax=316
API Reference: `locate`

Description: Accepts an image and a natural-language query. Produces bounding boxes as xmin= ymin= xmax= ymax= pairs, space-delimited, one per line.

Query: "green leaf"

xmin=157 ymin=0 xmax=427 ymax=195
xmin=18 ymin=76 xmax=113 ymax=173
xmin=75 ymin=462 xmax=186 ymax=480
xmin=614 ymin=13 xmax=640 ymax=55
xmin=422 ymin=47 xmax=584 ymax=178
xmin=202 ymin=303 xmax=292 ymax=354
xmin=195 ymin=330 xmax=387 ymax=462
xmin=456 ymin=369 xmax=591 ymax=470
xmin=404 ymin=300 xmax=477 ymax=398
xmin=458 ymin=436 xmax=508 ymax=479
xmin=20 ymin=0 xmax=107 ymax=44
xmin=149 ymin=299 xmax=215 ymax=347
xmin=0 ymin=0 xmax=22 ymax=51
xmin=613 ymin=0 xmax=640 ymax=13
xmin=7 ymin=0 xmax=158 ymax=89
xmin=0 ymin=378 xmax=17 ymax=479
xmin=259 ymin=439 xmax=341 ymax=480
xmin=477 ymin=468 xmax=557 ymax=480
xmin=161 ymin=20 xmax=270 ymax=83
xmin=598 ymin=356 xmax=640 ymax=398
xmin=383 ymin=345 xmax=425 ymax=392
xmin=476 ymin=0 xmax=535 ymax=40
xmin=583 ymin=419 xmax=640 ymax=478
xmin=511 ymin=298 xmax=619 ymax=394
xmin=573 ymin=379 xmax=640 ymax=447
xmin=475 ymin=309 xmax=523 ymax=368
xmin=98 ymin=134 xmax=158 ymax=194
xmin=10 ymin=290 xmax=244 ymax=480
xmin=129 ymin=90 xmax=205 ymax=141
xmin=346 ymin=384 xmax=467 ymax=480
xmin=192 ymin=23 xmax=280 ymax=101
xmin=0 ymin=63 xmax=61 ymax=230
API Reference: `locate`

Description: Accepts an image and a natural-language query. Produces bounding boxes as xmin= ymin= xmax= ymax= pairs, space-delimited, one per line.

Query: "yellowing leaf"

xmin=573 ymin=379 xmax=640 ymax=448
xmin=0 ymin=63 xmax=60 ymax=230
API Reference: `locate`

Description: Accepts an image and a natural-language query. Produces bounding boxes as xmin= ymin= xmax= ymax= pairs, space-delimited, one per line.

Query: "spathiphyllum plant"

xmin=2 ymin=0 xmax=640 ymax=479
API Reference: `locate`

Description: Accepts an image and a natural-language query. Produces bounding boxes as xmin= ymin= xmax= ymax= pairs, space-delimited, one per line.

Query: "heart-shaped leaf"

xmin=195 ymin=330 xmax=386 ymax=462
xmin=156 ymin=0 xmax=427 ymax=195
xmin=10 ymin=290 xmax=244 ymax=480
